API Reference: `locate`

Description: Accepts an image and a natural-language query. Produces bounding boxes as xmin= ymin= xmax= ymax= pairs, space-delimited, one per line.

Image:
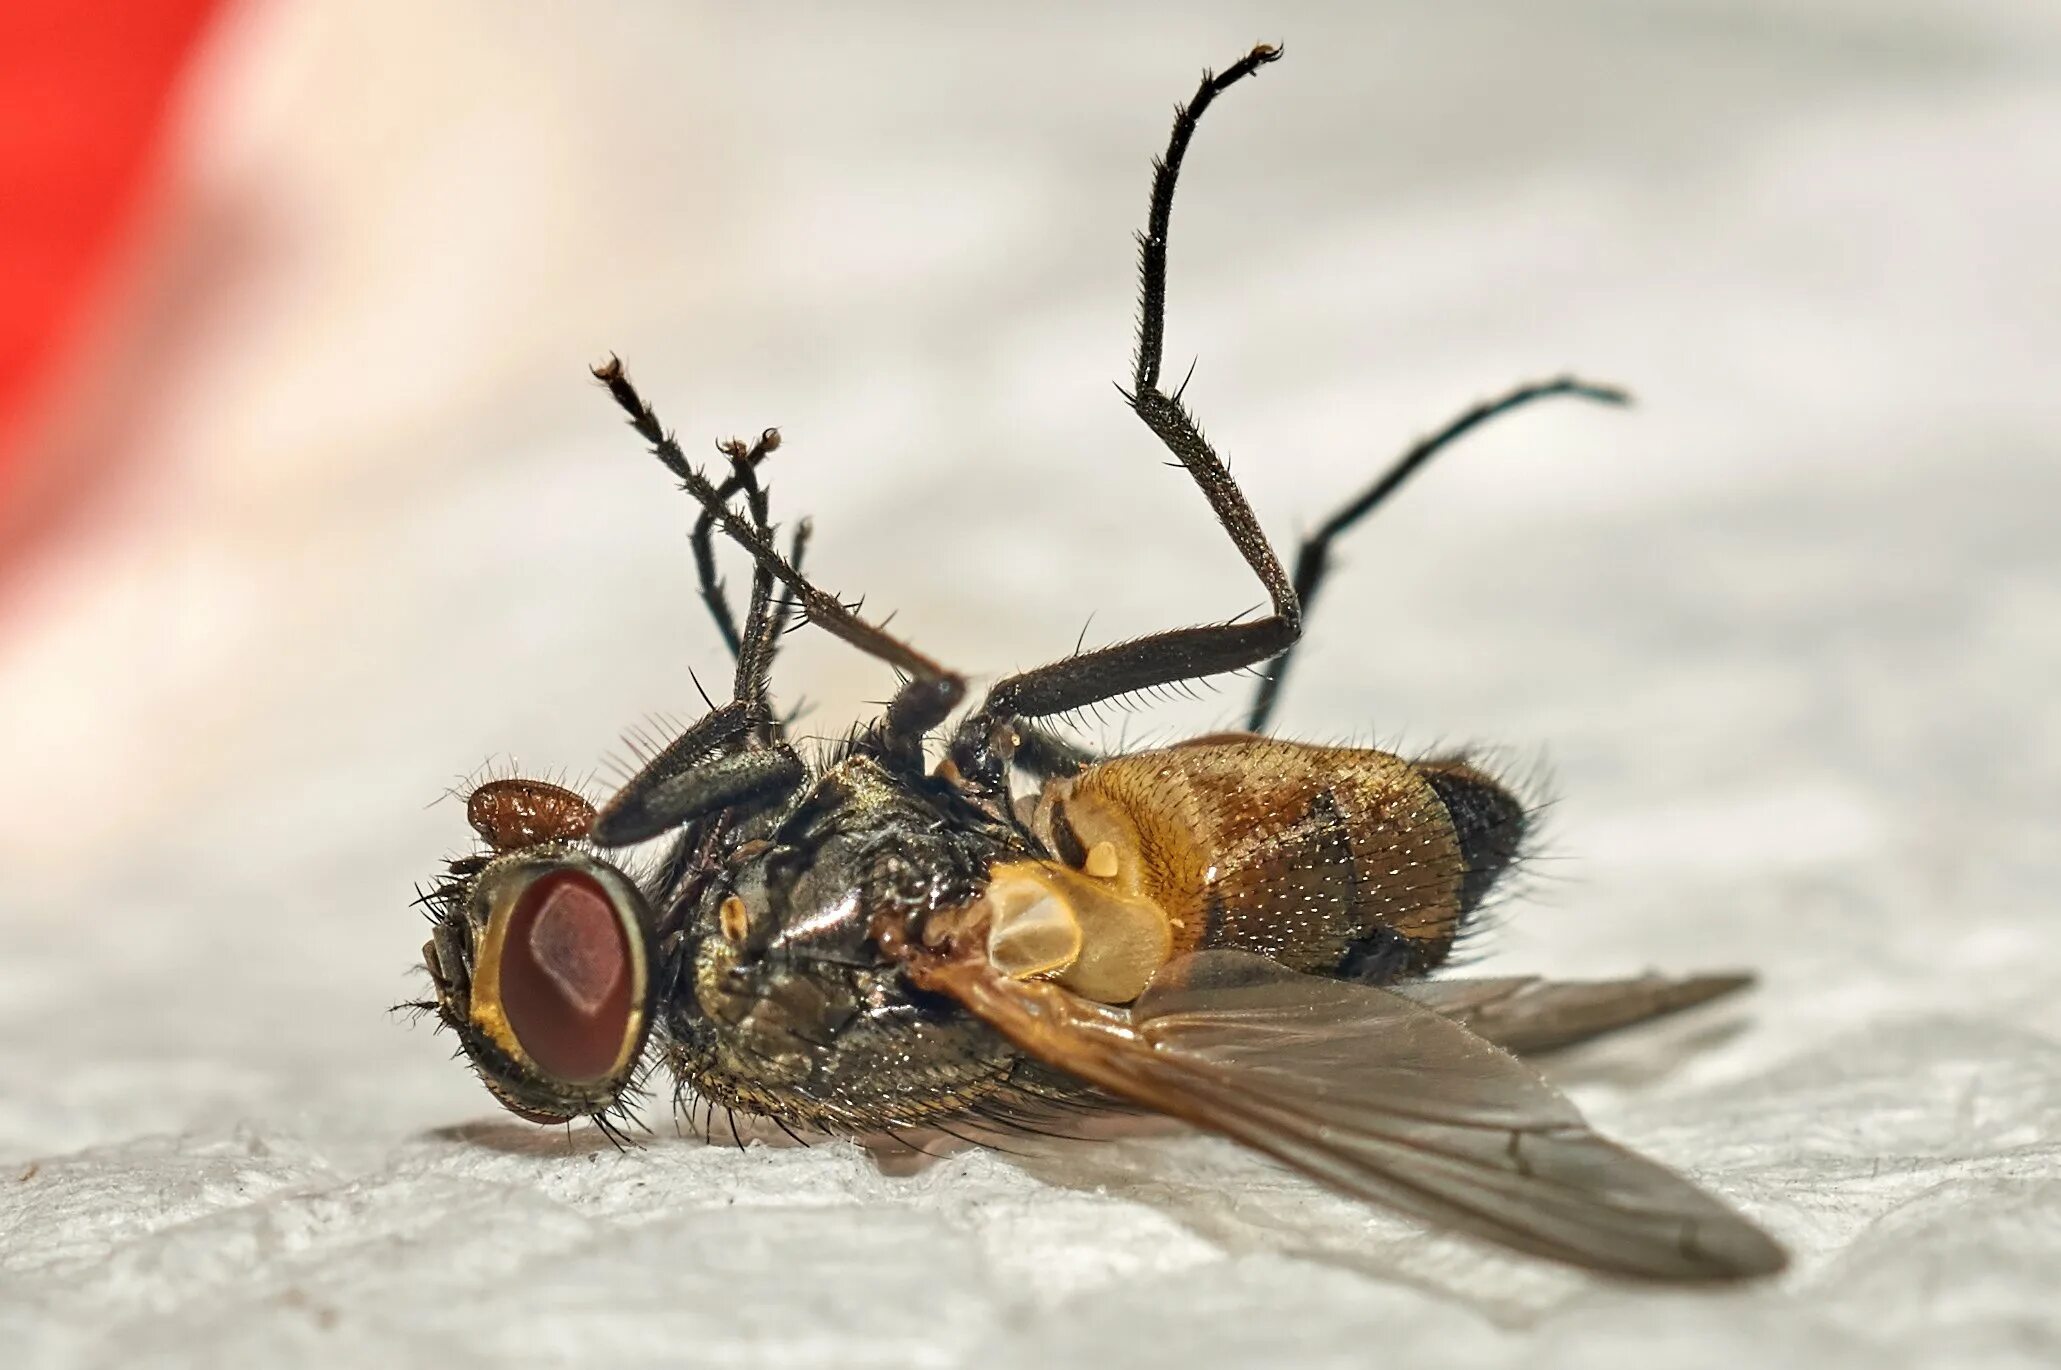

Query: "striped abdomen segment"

xmin=1028 ymin=739 xmax=1525 ymax=984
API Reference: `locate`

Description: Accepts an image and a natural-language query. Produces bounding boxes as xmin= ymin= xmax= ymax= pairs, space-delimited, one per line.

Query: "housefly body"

xmin=408 ymin=45 xmax=1786 ymax=1281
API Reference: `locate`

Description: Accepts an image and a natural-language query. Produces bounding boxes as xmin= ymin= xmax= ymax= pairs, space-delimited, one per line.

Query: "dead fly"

xmin=408 ymin=45 xmax=1786 ymax=1280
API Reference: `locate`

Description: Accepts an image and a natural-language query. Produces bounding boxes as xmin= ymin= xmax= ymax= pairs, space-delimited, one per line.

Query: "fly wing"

xmin=1399 ymin=972 xmax=1755 ymax=1055
xmin=925 ymin=950 xmax=1784 ymax=1281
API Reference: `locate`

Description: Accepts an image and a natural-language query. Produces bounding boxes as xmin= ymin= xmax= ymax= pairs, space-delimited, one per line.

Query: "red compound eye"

xmin=496 ymin=869 xmax=634 ymax=1083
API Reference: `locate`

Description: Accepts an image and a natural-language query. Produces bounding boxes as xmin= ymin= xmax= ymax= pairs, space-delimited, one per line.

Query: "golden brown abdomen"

xmin=1028 ymin=739 xmax=1525 ymax=983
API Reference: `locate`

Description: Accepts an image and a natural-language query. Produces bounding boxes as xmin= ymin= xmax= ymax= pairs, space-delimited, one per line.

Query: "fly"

xmin=407 ymin=44 xmax=1786 ymax=1281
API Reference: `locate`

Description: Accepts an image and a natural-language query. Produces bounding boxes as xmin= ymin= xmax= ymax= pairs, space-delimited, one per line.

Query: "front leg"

xmin=594 ymin=357 xmax=967 ymax=766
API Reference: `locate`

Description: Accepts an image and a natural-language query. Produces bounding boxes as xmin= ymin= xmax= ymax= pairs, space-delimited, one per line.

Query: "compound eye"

xmin=495 ymin=868 xmax=636 ymax=1083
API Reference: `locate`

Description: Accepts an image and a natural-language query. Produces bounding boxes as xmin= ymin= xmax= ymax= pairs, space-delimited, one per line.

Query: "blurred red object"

xmin=0 ymin=1 xmax=225 ymax=542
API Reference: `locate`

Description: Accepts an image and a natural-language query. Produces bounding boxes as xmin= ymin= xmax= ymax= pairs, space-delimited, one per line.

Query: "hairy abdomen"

xmin=1030 ymin=738 xmax=1525 ymax=984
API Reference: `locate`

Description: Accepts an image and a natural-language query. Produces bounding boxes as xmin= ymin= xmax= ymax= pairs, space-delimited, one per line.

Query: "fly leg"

xmin=690 ymin=429 xmax=778 ymax=661
xmin=1010 ymin=726 xmax=1101 ymax=782
xmin=687 ymin=429 xmax=816 ymax=716
xmin=588 ymin=404 xmax=827 ymax=848
xmin=595 ymin=728 xmax=808 ymax=845
xmin=706 ymin=433 xmax=811 ymax=737
xmin=593 ymin=357 xmax=966 ymax=769
xmin=1243 ymin=377 xmax=1628 ymax=730
xmin=952 ymin=45 xmax=1297 ymax=783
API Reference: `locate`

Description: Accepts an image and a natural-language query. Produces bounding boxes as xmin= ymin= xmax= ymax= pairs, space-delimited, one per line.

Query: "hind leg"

xmin=1244 ymin=377 xmax=1628 ymax=730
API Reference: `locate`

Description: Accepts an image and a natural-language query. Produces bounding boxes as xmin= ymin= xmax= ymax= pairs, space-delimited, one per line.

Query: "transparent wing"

xmin=1399 ymin=971 xmax=1754 ymax=1055
xmin=926 ymin=950 xmax=1785 ymax=1281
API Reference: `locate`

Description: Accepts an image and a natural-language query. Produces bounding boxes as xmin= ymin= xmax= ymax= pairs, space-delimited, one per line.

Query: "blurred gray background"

xmin=1 ymin=2 xmax=2056 ymax=1366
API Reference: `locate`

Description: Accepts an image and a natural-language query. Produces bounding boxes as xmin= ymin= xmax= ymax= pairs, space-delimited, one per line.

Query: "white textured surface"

xmin=2 ymin=3 xmax=2057 ymax=1366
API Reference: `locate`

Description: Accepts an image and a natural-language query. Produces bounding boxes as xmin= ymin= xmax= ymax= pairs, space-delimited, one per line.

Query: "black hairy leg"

xmin=691 ymin=428 xmax=779 ymax=662
xmin=1245 ymin=376 xmax=1630 ymax=731
xmin=591 ymin=417 xmax=814 ymax=846
xmin=1008 ymin=725 xmax=1102 ymax=782
xmin=593 ymin=358 xmax=966 ymax=768
xmin=596 ymin=742 xmax=808 ymax=847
